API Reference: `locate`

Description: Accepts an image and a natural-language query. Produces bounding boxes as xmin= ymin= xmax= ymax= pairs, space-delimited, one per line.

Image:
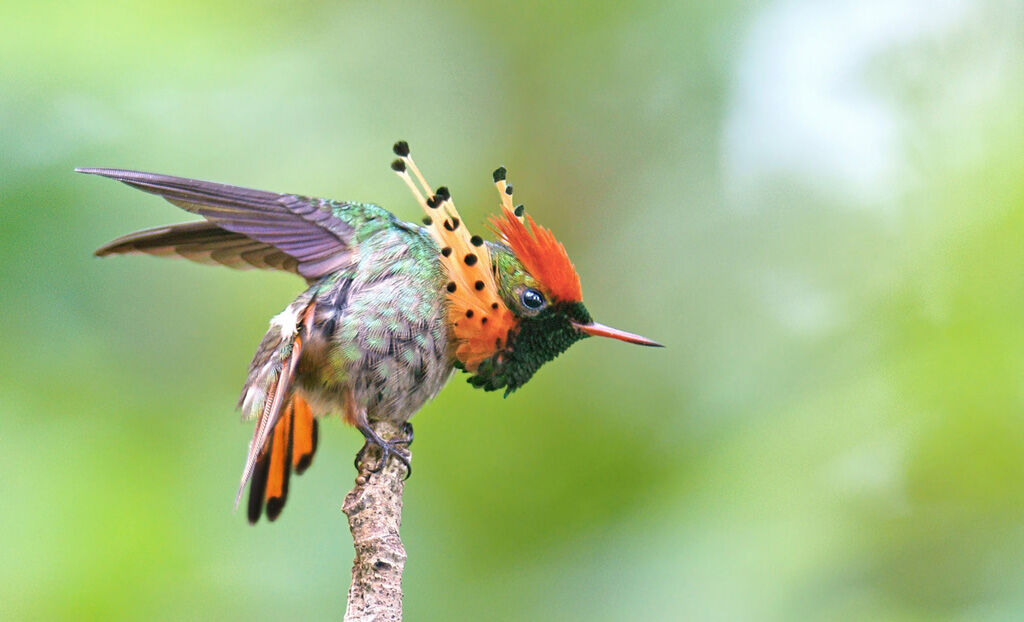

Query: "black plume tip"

xmin=435 ymin=186 xmax=451 ymax=201
xmin=393 ymin=140 xmax=410 ymax=157
xmin=492 ymin=166 xmax=507 ymax=182
xmin=391 ymin=159 xmax=406 ymax=172
xmin=514 ymin=204 xmax=525 ymax=217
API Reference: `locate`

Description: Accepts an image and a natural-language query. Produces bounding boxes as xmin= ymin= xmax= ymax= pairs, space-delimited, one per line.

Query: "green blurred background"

xmin=3 ymin=1 xmax=1023 ymax=619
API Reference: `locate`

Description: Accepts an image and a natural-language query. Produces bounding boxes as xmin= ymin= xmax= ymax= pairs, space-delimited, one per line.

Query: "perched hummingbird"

xmin=80 ymin=142 xmax=661 ymax=523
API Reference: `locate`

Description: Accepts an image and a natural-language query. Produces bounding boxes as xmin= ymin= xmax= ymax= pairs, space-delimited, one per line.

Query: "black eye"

xmin=520 ymin=288 xmax=546 ymax=310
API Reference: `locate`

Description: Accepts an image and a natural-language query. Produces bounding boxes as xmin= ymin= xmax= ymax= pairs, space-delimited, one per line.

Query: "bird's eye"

xmin=520 ymin=288 xmax=546 ymax=310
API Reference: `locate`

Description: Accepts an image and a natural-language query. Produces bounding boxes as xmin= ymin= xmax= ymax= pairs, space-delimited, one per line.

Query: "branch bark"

xmin=343 ymin=420 xmax=408 ymax=621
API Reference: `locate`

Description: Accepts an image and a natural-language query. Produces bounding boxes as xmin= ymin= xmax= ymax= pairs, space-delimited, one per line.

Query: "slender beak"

xmin=572 ymin=321 xmax=664 ymax=347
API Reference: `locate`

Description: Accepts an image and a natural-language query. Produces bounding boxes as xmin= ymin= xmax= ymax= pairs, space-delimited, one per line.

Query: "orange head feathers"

xmin=491 ymin=207 xmax=582 ymax=304
xmin=390 ymin=141 xmax=661 ymax=394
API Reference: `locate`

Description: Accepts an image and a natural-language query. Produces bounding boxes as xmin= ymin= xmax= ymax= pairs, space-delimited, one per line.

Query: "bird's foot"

xmin=354 ymin=422 xmax=412 ymax=483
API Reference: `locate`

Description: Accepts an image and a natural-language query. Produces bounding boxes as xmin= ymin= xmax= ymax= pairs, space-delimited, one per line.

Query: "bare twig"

xmin=343 ymin=420 xmax=408 ymax=621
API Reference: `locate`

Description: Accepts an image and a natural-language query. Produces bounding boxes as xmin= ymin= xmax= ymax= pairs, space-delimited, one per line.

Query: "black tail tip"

xmin=393 ymin=140 xmax=410 ymax=157
xmin=492 ymin=166 xmax=506 ymax=182
xmin=266 ymin=497 xmax=285 ymax=522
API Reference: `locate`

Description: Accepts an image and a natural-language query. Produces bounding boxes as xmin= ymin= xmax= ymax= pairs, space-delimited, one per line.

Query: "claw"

xmin=354 ymin=420 xmax=413 ymax=481
xmin=354 ymin=442 xmax=370 ymax=471
xmin=367 ymin=442 xmax=410 ymax=475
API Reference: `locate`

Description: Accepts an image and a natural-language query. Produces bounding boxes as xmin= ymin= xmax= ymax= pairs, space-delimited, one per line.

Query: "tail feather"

xmin=236 ymin=300 xmax=319 ymax=524
xmin=246 ymin=433 xmax=274 ymax=524
xmin=264 ymin=401 xmax=294 ymax=522
xmin=292 ymin=396 xmax=318 ymax=474
xmin=235 ymin=302 xmax=314 ymax=506
xmin=245 ymin=394 xmax=320 ymax=524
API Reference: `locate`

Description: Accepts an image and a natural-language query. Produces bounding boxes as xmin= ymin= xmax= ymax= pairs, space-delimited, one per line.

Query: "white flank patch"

xmin=269 ymin=305 xmax=300 ymax=340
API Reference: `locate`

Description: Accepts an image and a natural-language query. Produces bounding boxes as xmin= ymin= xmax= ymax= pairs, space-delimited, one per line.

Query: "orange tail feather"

xmin=246 ymin=394 xmax=320 ymax=524
xmin=263 ymin=401 xmax=294 ymax=521
xmin=291 ymin=395 xmax=318 ymax=474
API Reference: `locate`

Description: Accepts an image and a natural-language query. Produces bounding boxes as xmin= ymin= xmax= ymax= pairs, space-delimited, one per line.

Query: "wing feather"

xmin=81 ymin=168 xmax=355 ymax=279
xmin=95 ymin=221 xmax=304 ymax=273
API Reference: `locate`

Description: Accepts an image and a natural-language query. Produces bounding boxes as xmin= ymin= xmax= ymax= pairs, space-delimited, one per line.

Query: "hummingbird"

xmin=79 ymin=141 xmax=661 ymax=524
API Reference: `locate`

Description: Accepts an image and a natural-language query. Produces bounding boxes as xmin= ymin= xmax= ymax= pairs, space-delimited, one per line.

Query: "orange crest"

xmin=491 ymin=207 xmax=582 ymax=303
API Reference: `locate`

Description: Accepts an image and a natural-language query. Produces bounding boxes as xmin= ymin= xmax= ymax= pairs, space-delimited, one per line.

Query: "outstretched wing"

xmin=80 ymin=168 xmax=355 ymax=279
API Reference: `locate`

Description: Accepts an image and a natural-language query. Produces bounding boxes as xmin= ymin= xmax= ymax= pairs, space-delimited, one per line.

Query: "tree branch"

xmin=343 ymin=420 xmax=408 ymax=621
